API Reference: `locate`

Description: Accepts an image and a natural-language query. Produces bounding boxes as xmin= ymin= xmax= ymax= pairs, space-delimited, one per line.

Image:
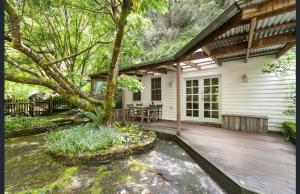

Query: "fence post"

xmin=48 ymin=97 xmax=53 ymax=115
xmin=29 ymin=98 xmax=34 ymax=116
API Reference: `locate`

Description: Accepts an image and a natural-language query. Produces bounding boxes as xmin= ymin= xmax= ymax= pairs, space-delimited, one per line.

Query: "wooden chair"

xmin=126 ymin=104 xmax=134 ymax=121
xmin=127 ymin=104 xmax=134 ymax=108
xmin=148 ymin=104 xmax=157 ymax=122
xmin=156 ymin=104 xmax=163 ymax=120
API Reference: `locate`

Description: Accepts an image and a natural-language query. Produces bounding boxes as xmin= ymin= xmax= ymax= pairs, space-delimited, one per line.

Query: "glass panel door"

xmin=203 ymin=77 xmax=219 ymax=119
xmin=186 ymin=80 xmax=199 ymax=117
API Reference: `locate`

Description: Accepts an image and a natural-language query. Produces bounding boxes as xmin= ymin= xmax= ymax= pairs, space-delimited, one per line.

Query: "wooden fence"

xmin=4 ymin=97 xmax=70 ymax=116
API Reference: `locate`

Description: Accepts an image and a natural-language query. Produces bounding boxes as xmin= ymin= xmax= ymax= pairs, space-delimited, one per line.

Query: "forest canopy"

xmin=5 ymin=0 xmax=227 ymax=87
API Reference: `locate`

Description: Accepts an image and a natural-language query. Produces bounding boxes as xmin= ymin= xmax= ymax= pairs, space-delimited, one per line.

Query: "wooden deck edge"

xmin=156 ymin=131 xmax=258 ymax=194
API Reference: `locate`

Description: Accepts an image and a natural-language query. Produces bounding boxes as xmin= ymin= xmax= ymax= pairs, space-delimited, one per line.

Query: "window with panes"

xmin=151 ymin=78 xmax=161 ymax=101
xmin=133 ymin=80 xmax=141 ymax=101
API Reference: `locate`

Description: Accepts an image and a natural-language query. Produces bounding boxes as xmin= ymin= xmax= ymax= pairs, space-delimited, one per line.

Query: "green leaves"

xmin=139 ymin=0 xmax=168 ymax=14
xmin=282 ymin=121 xmax=296 ymax=142
xmin=46 ymin=123 xmax=124 ymax=154
xmin=131 ymin=0 xmax=168 ymax=14
xmin=4 ymin=116 xmax=51 ymax=132
xmin=262 ymin=48 xmax=296 ymax=77
xmin=117 ymin=75 xmax=145 ymax=93
xmin=84 ymin=107 xmax=105 ymax=128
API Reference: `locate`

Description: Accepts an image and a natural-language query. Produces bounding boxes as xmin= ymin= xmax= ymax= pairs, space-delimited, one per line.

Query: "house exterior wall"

xmin=124 ymin=55 xmax=295 ymax=131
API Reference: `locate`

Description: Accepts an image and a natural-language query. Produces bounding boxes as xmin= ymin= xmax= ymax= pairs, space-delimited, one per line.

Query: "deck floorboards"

xmin=127 ymin=120 xmax=296 ymax=194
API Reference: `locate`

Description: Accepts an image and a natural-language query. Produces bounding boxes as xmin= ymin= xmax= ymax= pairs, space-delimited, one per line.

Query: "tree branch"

xmin=5 ymin=73 xmax=96 ymax=112
xmin=5 ymin=0 xmax=44 ymax=64
xmin=4 ymin=35 xmax=12 ymax=42
xmin=5 ymin=72 xmax=60 ymax=91
xmin=5 ymin=56 xmax=41 ymax=78
xmin=44 ymin=40 xmax=112 ymax=67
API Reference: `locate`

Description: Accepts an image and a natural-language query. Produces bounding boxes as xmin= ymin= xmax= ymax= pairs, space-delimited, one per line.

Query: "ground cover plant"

xmin=46 ymin=123 xmax=124 ymax=154
xmin=5 ymin=116 xmax=52 ymax=133
xmin=4 ymin=113 xmax=85 ymax=139
xmin=46 ymin=122 xmax=156 ymax=156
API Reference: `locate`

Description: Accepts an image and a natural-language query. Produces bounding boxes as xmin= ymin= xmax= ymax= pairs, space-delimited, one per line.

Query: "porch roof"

xmin=89 ymin=0 xmax=296 ymax=80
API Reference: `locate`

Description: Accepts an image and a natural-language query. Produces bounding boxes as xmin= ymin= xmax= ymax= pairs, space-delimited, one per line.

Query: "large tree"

xmin=4 ymin=0 xmax=112 ymax=112
xmin=100 ymin=0 xmax=168 ymax=123
xmin=4 ymin=0 xmax=167 ymax=120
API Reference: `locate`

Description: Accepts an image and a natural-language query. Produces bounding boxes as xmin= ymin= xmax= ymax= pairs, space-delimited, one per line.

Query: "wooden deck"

xmin=126 ymin=120 xmax=296 ymax=194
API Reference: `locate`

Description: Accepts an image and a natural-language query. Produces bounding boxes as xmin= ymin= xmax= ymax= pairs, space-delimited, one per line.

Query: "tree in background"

xmin=120 ymin=0 xmax=226 ymax=66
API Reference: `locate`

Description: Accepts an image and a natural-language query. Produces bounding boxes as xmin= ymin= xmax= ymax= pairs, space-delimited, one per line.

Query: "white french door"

xmin=185 ymin=76 xmax=221 ymax=123
xmin=185 ymin=80 xmax=199 ymax=117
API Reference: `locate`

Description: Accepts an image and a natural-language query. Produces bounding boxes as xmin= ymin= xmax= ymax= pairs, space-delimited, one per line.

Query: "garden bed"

xmin=46 ymin=124 xmax=157 ymax=165
xmin=5 ymin=114 xmax=90 ymax=139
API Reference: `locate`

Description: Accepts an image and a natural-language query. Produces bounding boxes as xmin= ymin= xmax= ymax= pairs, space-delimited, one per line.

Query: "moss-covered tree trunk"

xmin=103 ymin=0 xmax=132 ymax=124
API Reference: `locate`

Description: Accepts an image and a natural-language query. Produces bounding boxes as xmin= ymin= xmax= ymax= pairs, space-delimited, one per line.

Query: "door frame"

xmin=183 ymin=75 xmax=222 ymax=123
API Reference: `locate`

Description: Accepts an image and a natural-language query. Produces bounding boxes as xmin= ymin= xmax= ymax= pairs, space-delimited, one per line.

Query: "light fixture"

xmin=242 ymin=74 xmax=248 ymax=82
xmin=168 ymin=81 xmax=173 ymax=87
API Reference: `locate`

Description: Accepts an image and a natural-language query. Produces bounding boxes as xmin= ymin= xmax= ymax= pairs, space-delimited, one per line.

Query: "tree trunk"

xmin=103 ymin=0 xmax=132 ymax=124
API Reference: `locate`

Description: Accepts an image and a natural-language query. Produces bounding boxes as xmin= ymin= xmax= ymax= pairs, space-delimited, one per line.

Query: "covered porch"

xmin=91 ymin=0 xmax=296 ymax=134
xmin=126 ymin=120 xmax=296 ymax=194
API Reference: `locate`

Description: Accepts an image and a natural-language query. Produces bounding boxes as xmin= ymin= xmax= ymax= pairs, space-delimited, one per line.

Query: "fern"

xmin=84 ymin=107 xmax=105 ymax=128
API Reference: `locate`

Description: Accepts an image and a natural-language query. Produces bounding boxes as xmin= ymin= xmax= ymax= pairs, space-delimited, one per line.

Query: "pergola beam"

xmin=159 ymin=65 xmax=177 ymax=71
xmin=245 ymin=17 xmax=257 ymax=63
xmin=183 ymin=51 xmax=207 ymax=61
xmin=144 ymin=68 xmax=167 ymax=74
xmin=124 ymin=72 xmax=143 ymax=77
xmin=140 ymin=70 xmax=155 ymax=76
xmin=276 ymin=42 xmax=296 ymax=59
xmin=241 ymin=0 xmax=296 ymax=20
xmin=183 ymin=61 xmax=201 ymax=70
xmin=127 ymin=70 xmax=147 ymax=75
xmin=211 ymin=32 xmax=296 ymax=56
xmin=202 ymin=46 xmax=221 ymax=66
xmin=212 ymin=21 xmax=295 ymax=45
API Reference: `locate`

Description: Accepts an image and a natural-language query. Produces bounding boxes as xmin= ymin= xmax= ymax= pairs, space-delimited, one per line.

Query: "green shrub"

xmin=117 ymin=124 xmax=143 ymax=133
xmin=5 ymin=116 xmax=51 ymax=132
xmin=46 ymin=123 xmax=125 ymax=154
xmin=282 ymin=121 xmax=296 ymax=142
xmin=83 ymin=107 xmax=105 ymax=128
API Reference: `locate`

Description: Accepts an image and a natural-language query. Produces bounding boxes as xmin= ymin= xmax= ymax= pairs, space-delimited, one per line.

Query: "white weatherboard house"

xmin=90 ymin=0 xmax=296 ymax=132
